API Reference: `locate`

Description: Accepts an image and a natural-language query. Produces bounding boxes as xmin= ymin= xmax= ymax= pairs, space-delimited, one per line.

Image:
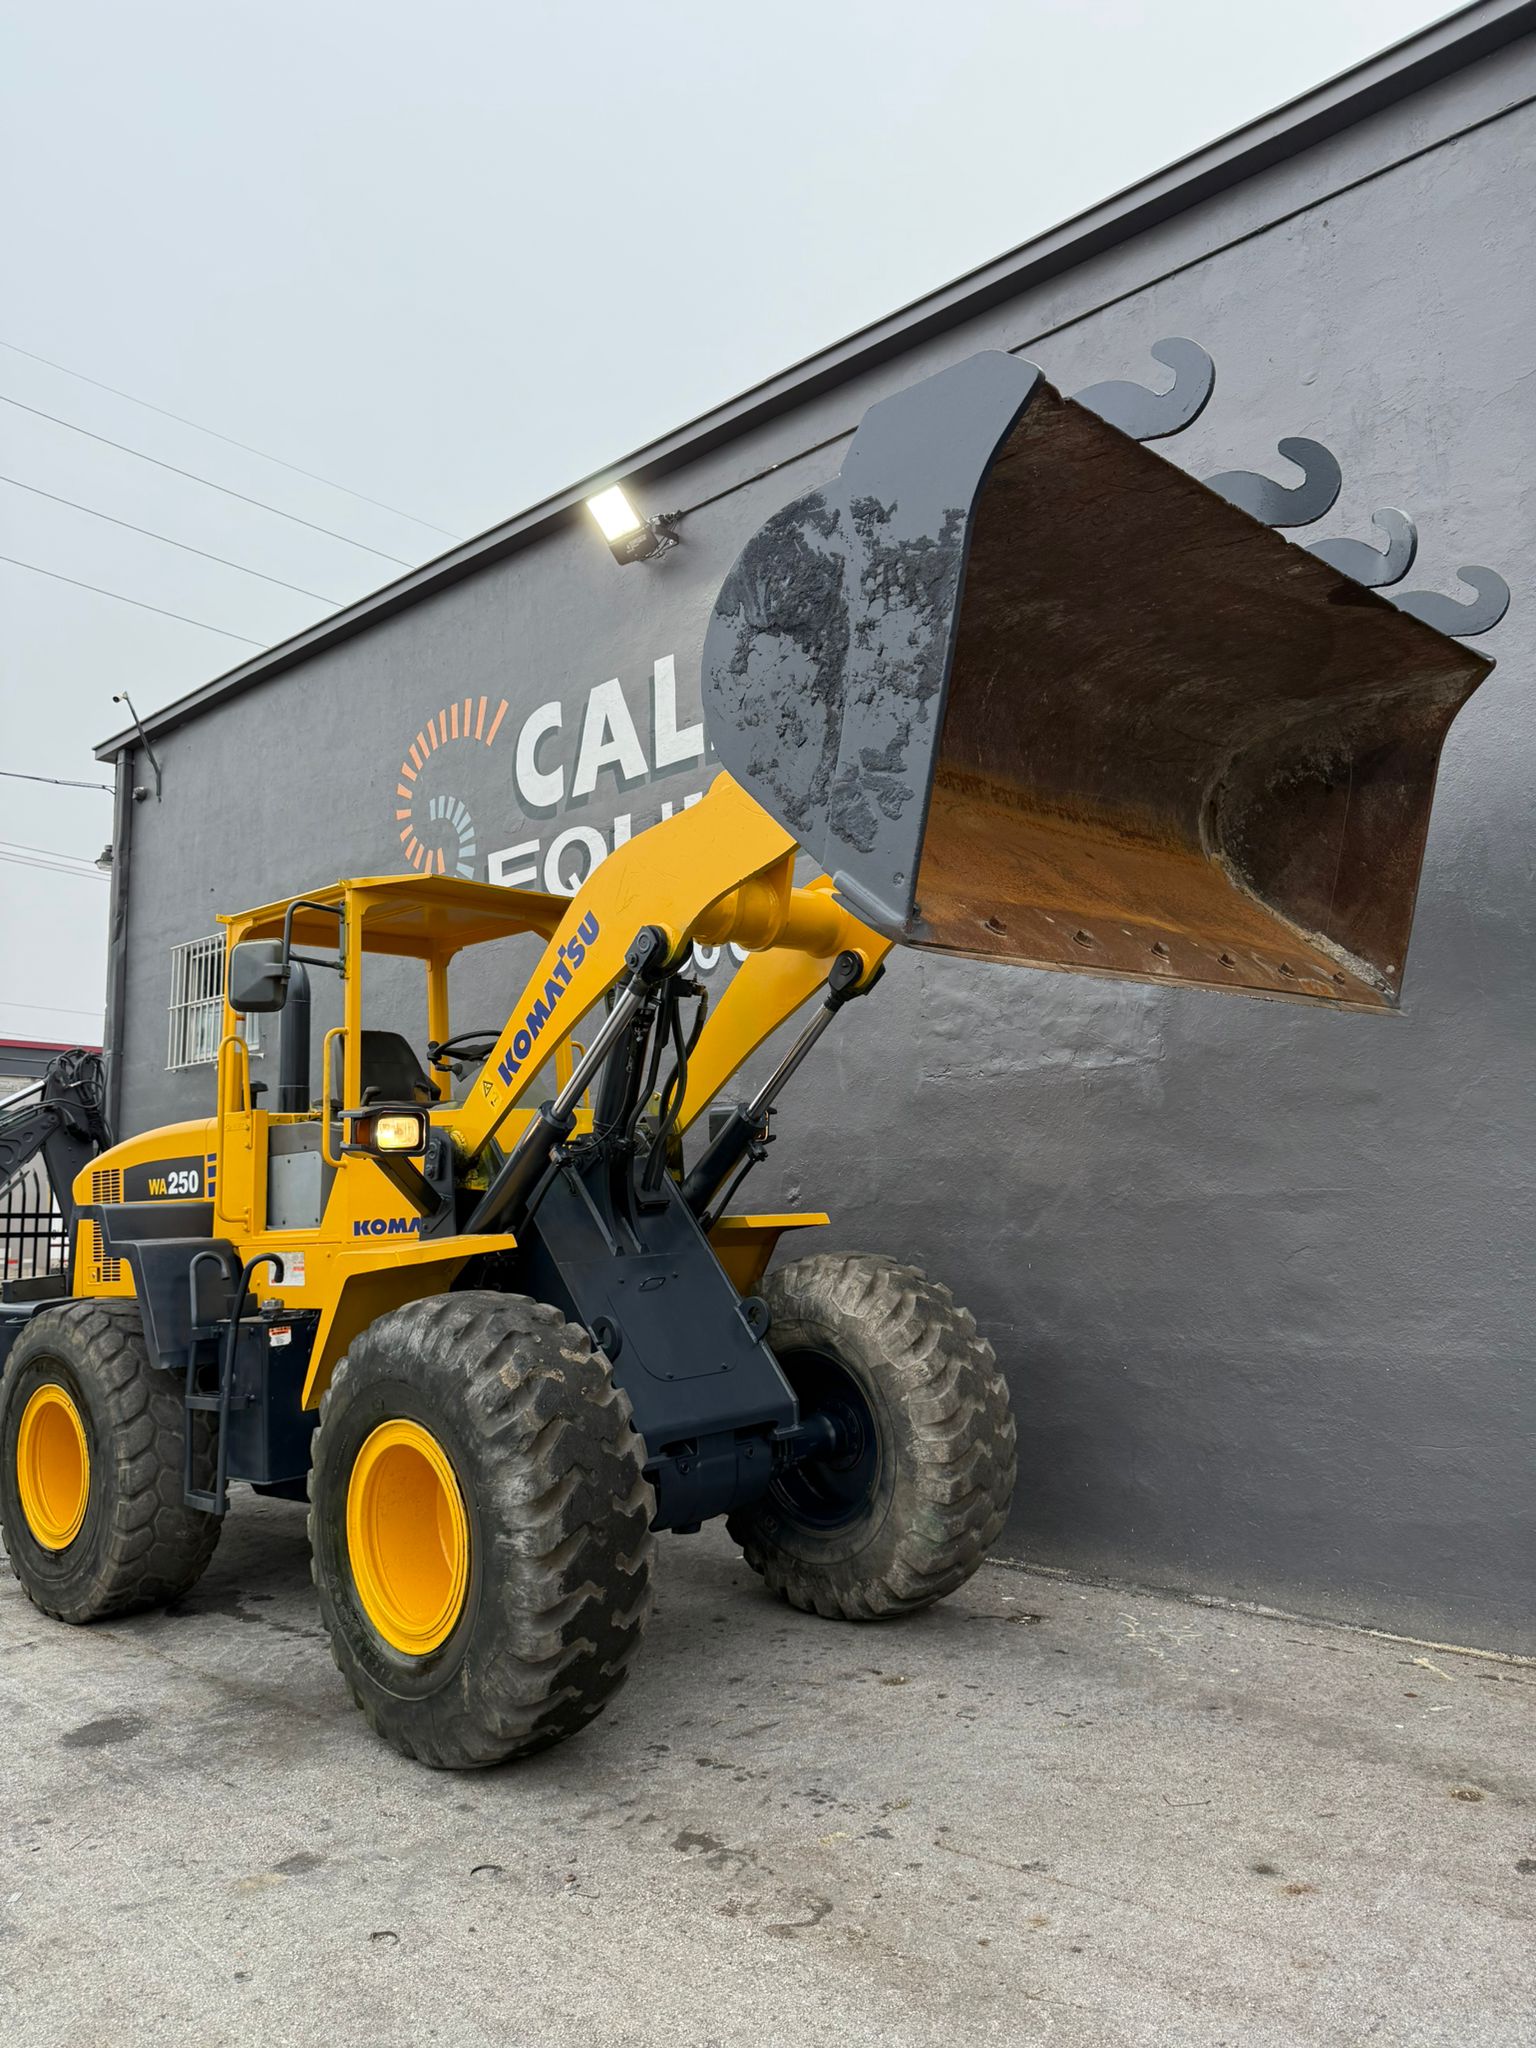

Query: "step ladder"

xmin=182 ymin=1249 xmax=283 ymax=1516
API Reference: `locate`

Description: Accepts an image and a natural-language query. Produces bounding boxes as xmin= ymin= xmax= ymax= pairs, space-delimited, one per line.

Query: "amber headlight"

xmin=345 ymin=1108 xmax=428 ymax=1156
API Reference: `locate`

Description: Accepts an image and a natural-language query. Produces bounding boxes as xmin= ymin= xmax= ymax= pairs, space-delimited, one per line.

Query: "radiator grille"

xmin=90 ymin=1166 xmax=121 ymax=1283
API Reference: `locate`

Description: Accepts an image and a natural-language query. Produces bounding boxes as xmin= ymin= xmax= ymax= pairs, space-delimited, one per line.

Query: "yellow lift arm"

xmin=457 ymin=772 xmax=890 ymax=1162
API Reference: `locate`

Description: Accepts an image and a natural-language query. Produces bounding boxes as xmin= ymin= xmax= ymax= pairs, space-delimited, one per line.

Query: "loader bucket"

xmin=701 ymin=351 xmax=1496 ymax=1009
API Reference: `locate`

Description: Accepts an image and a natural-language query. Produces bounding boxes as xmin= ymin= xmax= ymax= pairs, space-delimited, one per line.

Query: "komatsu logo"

xmin=496 ymin=912 xmax=600 ymax=1086
xmin=353 ymin=1217 xmax=422 ymax=1237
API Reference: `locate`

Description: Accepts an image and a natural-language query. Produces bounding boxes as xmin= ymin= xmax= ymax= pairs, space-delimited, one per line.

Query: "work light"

xmin=586 ymin=485 xmax=642 ymax=543
xmin=585 ymin=484 xmax=678 ymax=565
xmin=344 ymin=1108 xmax=429 ymax=1156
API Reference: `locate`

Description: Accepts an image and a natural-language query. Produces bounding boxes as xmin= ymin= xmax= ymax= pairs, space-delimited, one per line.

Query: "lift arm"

xmin=678 ymin=878 xmax=893 ymax=1136
xmin=456 ymin=773 xmax=885 ymax=1161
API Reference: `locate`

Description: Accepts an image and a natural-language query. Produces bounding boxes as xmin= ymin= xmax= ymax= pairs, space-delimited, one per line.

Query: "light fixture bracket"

xmin=112 ymin=691 xmax=163 ymax=801
xmin=610 ymin=513 xmax=680 ymax=566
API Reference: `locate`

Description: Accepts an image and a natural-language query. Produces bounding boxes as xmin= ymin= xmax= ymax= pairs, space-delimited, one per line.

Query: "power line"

xmin=0 ymin=854 xmax=104 ymax=879
xmin=0 ymin=769 xmax=113 ymax=792
xmin=0 ymin=393 xmax=415 ymax=567
xmin=0 ymin=837 xmax=104 ymax=865
xmin=0 ymin=834 xmax=103 ymax=863
xmin=0 ymin=997 xmax=105 ymax=1017
xmin=0 ymin=552 xmax=264 ymax=645
xmin=0 ymin=474 xmax=342 ymax=605
xmin=0 ymin=849 xmax=108 ymax=878
xmin=0 ymin=338 xmax=461 ymax=541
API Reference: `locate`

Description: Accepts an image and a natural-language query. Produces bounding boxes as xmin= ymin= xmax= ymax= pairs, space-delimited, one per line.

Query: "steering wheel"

xmin=427 ymin=1029 xmax=501 ymax=1071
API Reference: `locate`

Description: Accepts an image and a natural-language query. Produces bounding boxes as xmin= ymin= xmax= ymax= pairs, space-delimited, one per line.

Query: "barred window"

xmin=167 ymin=934 xmax=261 ymax=1070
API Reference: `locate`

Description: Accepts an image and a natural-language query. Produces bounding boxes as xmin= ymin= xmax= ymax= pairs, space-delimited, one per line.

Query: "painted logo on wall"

xmin=387 ymin=658 xmax=709 ymax=898
xmin=394 ymin=694 xmax=510 ymax=875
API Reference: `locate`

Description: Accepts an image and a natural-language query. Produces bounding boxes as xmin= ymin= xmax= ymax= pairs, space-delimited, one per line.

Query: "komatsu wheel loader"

xmin=0 ymin=346 xmax=1506 ymax=1768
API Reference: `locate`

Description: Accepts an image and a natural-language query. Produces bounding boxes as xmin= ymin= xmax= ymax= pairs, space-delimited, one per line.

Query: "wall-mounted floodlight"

xmin=585 ymin=484 xmax=679 ymax=565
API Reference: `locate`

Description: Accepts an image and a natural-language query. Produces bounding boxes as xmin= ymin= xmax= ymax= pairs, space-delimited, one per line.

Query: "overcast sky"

xmin=0 ymin=0 xmax=1446 ymax=1047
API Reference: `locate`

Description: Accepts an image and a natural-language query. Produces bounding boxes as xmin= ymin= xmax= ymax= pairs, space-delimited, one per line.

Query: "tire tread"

xmin=308 ymin=1289 xmax=655 ymax=1769
xmin=1 ymin=1299 xmax=220 ymax=1623
xmin=728 ymin=1253 xmax=1016 ymax=1622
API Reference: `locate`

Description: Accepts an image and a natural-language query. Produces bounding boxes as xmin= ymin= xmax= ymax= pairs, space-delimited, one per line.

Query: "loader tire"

xmin=309 ymin=1291 xmax=655 ymax=1769
xmin=0 ymin=1300 xmax=221 ymax=1623
xmin=728 ymin=1254 xmax=1015 ymax=1620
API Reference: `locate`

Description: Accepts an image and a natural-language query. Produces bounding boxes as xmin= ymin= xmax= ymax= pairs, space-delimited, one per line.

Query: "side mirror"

xmin=228 ymin=939 xmax=291 ymax=1015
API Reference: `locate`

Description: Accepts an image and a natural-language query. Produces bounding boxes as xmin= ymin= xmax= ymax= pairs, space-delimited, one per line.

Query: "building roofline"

xmin=0 ymin=1039 xmax=103 ymax=1055
xmin=96 ymin=0 xmax=1535 ymax=761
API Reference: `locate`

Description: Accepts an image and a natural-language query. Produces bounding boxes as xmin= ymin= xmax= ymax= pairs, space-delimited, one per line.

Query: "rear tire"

xmin=0 ymin=1300 xmax=221 ymax=1623
xmin=728 ymin=1253 xmax=1016 ymax=1620
xmin=309 ymin=1291 xmax=655 ymax=1769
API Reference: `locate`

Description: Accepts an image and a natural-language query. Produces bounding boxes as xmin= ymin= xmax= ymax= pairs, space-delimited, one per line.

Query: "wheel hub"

xmin=346 ymin=1419 xmax=469 ymax=1656
xmin=774 ymin=1349 xmax=881 ymax=1531
xmin=16 ymin=1382 xmax=90 ymax=1550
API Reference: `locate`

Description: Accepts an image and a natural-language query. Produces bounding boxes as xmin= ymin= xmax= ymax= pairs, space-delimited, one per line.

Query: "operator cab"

xmin=219 ymin=874 xmax=571 ymax=1236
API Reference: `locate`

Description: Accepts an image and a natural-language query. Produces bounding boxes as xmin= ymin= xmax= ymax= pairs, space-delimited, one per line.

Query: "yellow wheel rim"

xmin=17 ymin=1383 xmax=90 ymax=1550
xmin=346 ymin=1419 xmax=469 ymax=1656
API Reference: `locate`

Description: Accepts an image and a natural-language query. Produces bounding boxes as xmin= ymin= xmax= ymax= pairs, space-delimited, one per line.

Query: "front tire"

xmin=728 ymin=1254 xmax=1016 ymax=1620
xmin=309 ymin=1291 xmax=655 ymax=1769
xmin=0 ymin=1300 xmax=221 ymax=1623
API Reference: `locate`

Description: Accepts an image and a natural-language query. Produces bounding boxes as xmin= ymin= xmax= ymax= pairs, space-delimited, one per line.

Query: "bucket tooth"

xmin=1072 ymin=338 xmax=1214 ymax=441
xmin=1308 ymin=508 xmax=1417 ymax=587
xmin=703 ymin=348 xmax=1499 ymax=1013
xmin=1204 ymin=436 xmax=1342 ymax=527
xmin=1390 ymin=567 xmax=1510 ymax=637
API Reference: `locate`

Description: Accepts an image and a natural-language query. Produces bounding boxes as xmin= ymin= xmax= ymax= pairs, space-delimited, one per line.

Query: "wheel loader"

xmin=0 ymin=344 xmax=1507 ymax=1767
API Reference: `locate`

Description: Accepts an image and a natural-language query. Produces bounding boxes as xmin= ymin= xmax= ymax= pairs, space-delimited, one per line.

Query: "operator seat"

xmin=327 ymin=1031 xmax=437 ymax=1108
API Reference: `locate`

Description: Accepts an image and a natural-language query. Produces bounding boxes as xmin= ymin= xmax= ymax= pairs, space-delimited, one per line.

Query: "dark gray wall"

xmin=110 ymin=39 xmax=1536 ymax=1649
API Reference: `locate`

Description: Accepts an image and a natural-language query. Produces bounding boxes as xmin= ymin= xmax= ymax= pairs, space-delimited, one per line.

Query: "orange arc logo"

xmin=394 ymin=695 xmax=508 ymax=876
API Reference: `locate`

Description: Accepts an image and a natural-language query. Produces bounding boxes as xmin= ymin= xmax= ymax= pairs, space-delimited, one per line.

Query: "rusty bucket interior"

xmin=918 ymin=385 xmax=1490 ymax=1008
xmin=704 ymin=355 xmax=1493 ymax=1013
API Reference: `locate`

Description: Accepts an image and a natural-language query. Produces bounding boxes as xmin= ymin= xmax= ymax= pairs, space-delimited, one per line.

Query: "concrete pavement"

xmin=1 ymin=1499 xmax=1531 ymax=2047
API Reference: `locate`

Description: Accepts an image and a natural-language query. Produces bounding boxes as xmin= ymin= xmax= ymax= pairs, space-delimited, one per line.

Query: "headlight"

xmin=345 ymin=1108 xmax=429 ymax=1157
xmin=373 ymin=1112 xmax=427 ymax=1153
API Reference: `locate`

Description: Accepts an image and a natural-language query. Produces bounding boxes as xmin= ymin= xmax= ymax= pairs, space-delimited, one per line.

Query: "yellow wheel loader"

xmin=0 ymin=346 xmax=1506 ymax=1767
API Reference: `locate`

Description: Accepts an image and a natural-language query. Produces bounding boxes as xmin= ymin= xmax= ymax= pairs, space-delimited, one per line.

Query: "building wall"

xmin=110 ymin=38 xmax=1536 ymax=1649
